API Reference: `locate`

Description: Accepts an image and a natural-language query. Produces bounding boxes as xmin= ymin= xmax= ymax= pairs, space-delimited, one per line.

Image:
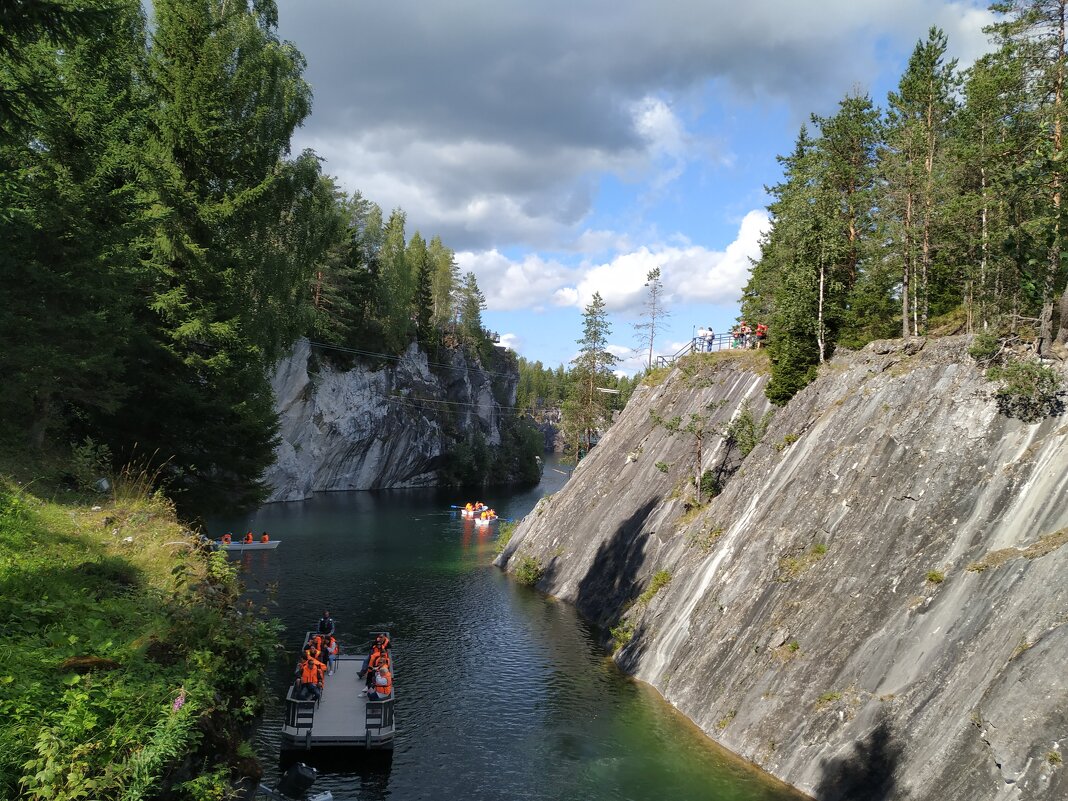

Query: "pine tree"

xmin=883 ymin=27 xmax=960 ymax=336
xmin=124 ymin=0 xmax=323 ymax=508
xmin=567 ymin=292 xmax=619 ymax=455
xmin=379 ymin=208 xmax=412 ymax=350
xmin=633 ymin=266 xmax=670 ymax=368
xmin=0 ymin=0 xmax=147 ymax=447
xmin=457 ymin=271 xmax=487 ymax=346
xmin=406 ymin=231 xmax=434 ymax=344
xmin=429 ymin=235 xmax=459 ymax=330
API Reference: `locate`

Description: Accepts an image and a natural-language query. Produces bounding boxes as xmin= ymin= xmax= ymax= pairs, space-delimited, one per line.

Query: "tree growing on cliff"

xmin=566 ymin=292 xmax=620 ymax=457
xmin=633 ymin=267 xmax=671 ymax=369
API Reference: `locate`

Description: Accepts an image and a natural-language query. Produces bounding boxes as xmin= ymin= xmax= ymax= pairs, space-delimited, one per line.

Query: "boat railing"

xmin=364 ymin=696 xmax=395 ymax=746
xmin=284 ymin=691 xmax=317 ymax=749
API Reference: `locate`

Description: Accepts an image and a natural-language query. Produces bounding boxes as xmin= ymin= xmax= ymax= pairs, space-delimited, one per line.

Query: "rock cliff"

xmin=497 ymin=337 xmax=1067 ymax=801
xmin=265 ymin=339 xmax=519 ymax=501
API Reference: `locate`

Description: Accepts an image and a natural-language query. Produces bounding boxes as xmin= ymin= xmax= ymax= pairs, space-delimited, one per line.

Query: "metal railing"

xmin=655 ymin=334 xmax=738 ymax=368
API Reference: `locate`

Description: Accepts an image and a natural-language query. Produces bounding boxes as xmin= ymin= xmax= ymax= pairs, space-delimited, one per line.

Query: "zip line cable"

xmin=305 ymin=340 xmax=518 ymax=380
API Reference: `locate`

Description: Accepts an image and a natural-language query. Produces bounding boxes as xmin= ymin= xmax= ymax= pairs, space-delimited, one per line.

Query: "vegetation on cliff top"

xmin=0 ymin=457 xmax=277 ymax=800
xmin=743 ymin=14 xmax=1068 ymax=405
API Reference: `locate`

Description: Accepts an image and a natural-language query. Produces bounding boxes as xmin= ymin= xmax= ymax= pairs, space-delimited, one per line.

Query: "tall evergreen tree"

xmin=119 ymin=0 xmax=322 ymax=508
xmin=0 ymin=0 xmax=147 ymax=447
xmin=883 ymin=27 xmax=960 ymax=336
xmin=457 ymin=271 xmax=487 ymax=346
xmin=429 ymin=234 xmax=459 ymax=330
xmin=566 ymin=292 xmax=619 ymax=455
xmin=406 ymin=231 xmax=433 ymax=343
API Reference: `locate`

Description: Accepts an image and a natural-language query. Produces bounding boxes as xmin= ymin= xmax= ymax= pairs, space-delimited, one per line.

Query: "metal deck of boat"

xmin=281 ymin=637 xmax=395 ymax=750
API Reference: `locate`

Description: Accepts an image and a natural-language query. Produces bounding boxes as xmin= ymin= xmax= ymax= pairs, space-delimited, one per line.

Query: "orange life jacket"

xmin=221 ymin=534 xmax=231 ymax=543
xmin=243 ymin=532 xmax=253 ymax=543
xmin=300 ymin=660 xmax=319 ymax=685
xmin=373 ymin=668 xmax=393 ymax=696
xmin=369 ymin=648 xmax=389 ymax=670
xmin=326 ymin=640 xmax=338 ymax=657
xmin=260 ymin=533 xmax=269 ymax=542
xmin=465 ymin=503 xmax=473 ymax=511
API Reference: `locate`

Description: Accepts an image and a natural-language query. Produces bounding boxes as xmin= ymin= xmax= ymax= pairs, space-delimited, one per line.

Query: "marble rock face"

xmin=498 ymin=337 xmax=1068 ymax=801
xmin=264 ymin=339 xmax=515 ymax=502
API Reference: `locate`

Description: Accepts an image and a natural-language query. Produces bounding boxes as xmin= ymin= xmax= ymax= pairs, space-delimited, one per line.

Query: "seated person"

xmin=367 ymin=666 xmax=392 ymax=700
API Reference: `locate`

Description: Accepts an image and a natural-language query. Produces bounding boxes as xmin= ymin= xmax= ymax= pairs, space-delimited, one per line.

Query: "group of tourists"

xmin=358 ymin=633 xmax=393 ymax=700
xmin=293 ymin=611 xmax=393 ymax=704
xmin=463 ymin=502 xmax=498 ymax=521
xmin=296 ymin=625 xmax=340 ymax=703
xmin=730 ymin=321 xmax=768 ymax=350
xmin=219 ymin=530 xmax=270 ymax=544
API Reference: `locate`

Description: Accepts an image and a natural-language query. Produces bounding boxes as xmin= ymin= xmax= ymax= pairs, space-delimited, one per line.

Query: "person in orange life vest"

xmin=260 ymin=532 xmax=269 ymax=543
xmin=243 ymin=531 xmax=254 ymax=544
xmin=298 ymin=649 xmax=324 ymax=702
xmin=361 ymin=642 xmax=390 ymax=687
xmin=465 ymin=502 xmax=473 ymax=512
xmin=221 ymin=532 xmax=232 ymax=544
xmin=325 ymin=635 xmax=339 ymax=675
xmin=488 ymin=509 xmax=496 ymax=519
xmin=368 ymin=665 xmax=393 ymax=699
xmin=375 ymin=633 xmax=390 ymax=651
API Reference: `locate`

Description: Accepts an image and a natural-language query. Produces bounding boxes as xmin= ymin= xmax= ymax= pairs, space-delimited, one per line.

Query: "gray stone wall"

xmin=264 ymin=339 xmax=517 ymax=501
xmin=497 ymin=337 xmax=1067 ymax=801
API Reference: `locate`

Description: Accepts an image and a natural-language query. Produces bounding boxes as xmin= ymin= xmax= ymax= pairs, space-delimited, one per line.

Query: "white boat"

xmin=473 ymin=517 xmax=497 ymax=526
xmin=219 ymin=540 xmax=281 ymax=551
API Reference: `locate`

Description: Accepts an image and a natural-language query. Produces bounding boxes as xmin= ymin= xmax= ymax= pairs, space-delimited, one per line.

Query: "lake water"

xmin=213 ymin=456 xmax=805 ymax=801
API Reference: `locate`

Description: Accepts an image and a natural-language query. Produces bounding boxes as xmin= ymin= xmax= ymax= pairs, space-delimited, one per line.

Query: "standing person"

xmin=739 ymin=321 xmax=753 ymax=349
xmin=317 ymin=610 xmax=335 ymax=636
xmin=696 ymin=326 xmax=708 ymax=353
xmin=755 ymin=322 xmax=768 ymax=349
xmin=704 ymin=326 xmax=715 ymax=352
xmin=325 ymin=635 xmax=339 ymax=676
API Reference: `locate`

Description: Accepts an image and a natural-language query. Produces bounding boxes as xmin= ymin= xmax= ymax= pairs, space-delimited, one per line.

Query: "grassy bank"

xmin=0 ymin=463 xmax=278 ymax=800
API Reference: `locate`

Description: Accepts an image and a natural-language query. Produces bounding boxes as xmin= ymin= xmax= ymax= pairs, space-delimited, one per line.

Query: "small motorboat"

xmin=219 ymin=539 xmax=280 ymax=551
xmin=473 ymin=516 xmax=497 ymax=527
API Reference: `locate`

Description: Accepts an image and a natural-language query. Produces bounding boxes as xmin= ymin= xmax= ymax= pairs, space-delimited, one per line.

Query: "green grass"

xmin=926 ymin=570 xmax=945 ymax=584
xmin=609 ymin=620 xmax=634 ymax=651
xmin=514 ymin=555 xmax=544 ymax=586
xmin=494 ymin=520 xmax=518 ymax=555
xmin=638 ymin=570 xmax=672 ymax=604
xmin=0 ymin=468 xmax=277 ymax=801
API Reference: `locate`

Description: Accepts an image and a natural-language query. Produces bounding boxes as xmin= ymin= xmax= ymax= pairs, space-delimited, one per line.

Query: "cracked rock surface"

xmin=497 ymin=337 xmax=1067 ymax=801
xmin=264 ymin=339 xmax=517 ymax=501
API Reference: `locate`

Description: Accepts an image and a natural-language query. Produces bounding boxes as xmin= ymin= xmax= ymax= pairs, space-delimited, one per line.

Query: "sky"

xmin=275 ymin=0 xmax=996 ymax=374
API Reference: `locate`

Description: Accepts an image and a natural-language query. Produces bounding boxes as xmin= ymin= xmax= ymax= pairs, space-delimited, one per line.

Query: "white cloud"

xmin=460 ymin=210 xmax=769 ymax=315
xmin=497 ymin=332 xmax=521 ymax=351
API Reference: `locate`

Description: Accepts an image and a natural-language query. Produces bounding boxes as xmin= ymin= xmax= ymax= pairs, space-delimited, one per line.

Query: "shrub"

xmin=514 ymin=555 xmax=544 ymax=586
xmin=715 ymin=710 xmax=737 ymax=729
xmin=926 ymin=570 xmax=945 ymax=584
xmin=494 ymin=520 xmax=517 ymax=555
xmin=968 ymin=331 xmax=1001 ymax=363
xmin=986 ymin=360 xmax=1063 ymax=423
xmin=638 ymin=570 xmax=672 ymax=604
xmin=655 ymin=460 xmax=670 ymax=473
xmin=609 ymin=620 xmax=634 ymax=651
xmin=69 ymin=437 xmax=112 ymax=491
xmin=699 ymin=469 xmax=720 ymax=499
xmin=724 ymin=400 xmax=774 ymax=457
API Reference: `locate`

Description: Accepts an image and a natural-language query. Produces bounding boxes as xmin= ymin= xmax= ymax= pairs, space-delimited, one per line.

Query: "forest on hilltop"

xmin=743 ymin=4 xmax=1068 ymax=406
xmin=0 ymin=0 xmax=501 ymax=510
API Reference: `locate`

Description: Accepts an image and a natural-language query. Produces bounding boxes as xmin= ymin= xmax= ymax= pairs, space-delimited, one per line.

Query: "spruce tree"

xmin=567 ymin=292 xmax=619 ymax=455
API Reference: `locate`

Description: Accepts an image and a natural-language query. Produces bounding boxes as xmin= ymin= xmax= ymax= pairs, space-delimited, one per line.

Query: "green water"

xmin=213 ymin=457 xmax=806 ymax=801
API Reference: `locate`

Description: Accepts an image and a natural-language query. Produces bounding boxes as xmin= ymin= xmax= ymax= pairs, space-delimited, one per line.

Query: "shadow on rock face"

xmin=815 ymin=719 xmax=902 ymax=801
xmin=571 ymin=497 xmax=659 ymax=627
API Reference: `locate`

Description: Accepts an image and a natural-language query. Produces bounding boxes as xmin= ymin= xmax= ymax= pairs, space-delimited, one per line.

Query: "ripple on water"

xmin=219 ymin=462 xmax=803 ymax=801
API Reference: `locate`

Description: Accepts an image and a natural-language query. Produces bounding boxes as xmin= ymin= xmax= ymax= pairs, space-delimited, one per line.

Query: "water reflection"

xmin=212 ymin=457 xmax=804 ymax=801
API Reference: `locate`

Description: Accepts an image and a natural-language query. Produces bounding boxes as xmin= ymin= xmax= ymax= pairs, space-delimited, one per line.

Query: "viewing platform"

xmin=281 ymin=633 xmax=395 ymax=750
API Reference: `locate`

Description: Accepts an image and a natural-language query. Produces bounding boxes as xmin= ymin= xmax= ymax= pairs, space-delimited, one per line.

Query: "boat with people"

xmin=216 ymin=532 xmax=279 ymax=551
xmin=281 ymin=623 xmax=395 ymax=751
xmin=473 ymin=514 xmax=498 ymax=526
